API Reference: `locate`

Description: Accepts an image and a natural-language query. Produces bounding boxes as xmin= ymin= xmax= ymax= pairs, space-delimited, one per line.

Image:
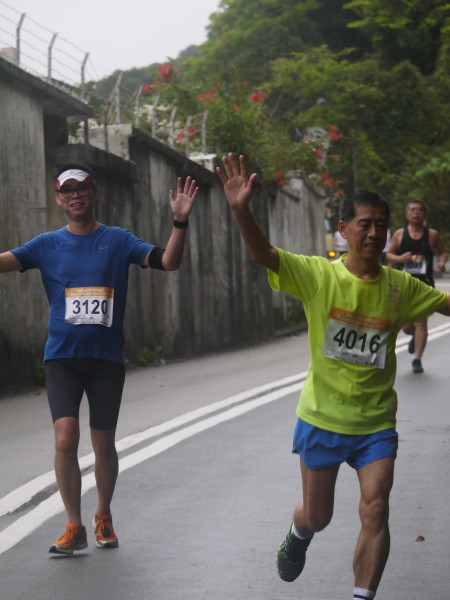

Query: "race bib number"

xmin=404 ymin=254 xmax=426 ymax=275
xmin=65 ymin=287 xmax=114 ymax=327
xmin=322 ymin=308 xmax=391 ymax=369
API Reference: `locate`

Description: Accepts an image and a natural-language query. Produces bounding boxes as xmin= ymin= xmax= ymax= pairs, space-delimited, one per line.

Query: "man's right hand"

xmin=216 ymin=153 xmax=257 ymax=211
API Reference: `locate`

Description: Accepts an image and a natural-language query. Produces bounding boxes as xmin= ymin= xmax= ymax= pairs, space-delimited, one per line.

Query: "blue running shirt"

xmin=12 ymin=225 xmax=153 ymax=362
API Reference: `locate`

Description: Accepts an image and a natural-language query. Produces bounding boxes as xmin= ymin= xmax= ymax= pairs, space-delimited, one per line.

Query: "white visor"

xmin=56 ymin=169 xmax=93 ymax=189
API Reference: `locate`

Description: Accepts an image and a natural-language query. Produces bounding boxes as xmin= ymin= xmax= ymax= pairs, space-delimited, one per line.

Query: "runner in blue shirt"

xmin=0 ymin=163 xmax=198 ymax=554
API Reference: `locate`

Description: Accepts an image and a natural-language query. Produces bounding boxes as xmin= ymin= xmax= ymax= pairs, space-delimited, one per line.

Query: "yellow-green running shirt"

xmin=268 ymin=250 xmax=448 ymax=434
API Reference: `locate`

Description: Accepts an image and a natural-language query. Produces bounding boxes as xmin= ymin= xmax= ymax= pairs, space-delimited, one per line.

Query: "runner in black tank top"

xmin=398 ymin=225 xmax=434 ymax=287
xmin=386 ymin=200 xmax=448 ymax=374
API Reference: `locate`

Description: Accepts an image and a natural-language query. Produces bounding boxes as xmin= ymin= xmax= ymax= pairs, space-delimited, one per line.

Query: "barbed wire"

xmin=0 ymin=6 xmax=130 ymax=119
xmin=0 ymin=0 xmax=210 ymax=153
xmin=0 ymin=0 xmax=98 ymax=91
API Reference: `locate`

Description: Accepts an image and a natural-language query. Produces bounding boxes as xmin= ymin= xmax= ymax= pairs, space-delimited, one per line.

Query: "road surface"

xmin=0 ymin=282 xmax=449 ymax=599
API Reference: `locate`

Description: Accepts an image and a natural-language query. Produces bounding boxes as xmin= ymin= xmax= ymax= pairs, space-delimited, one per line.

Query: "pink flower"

xmin=157 ymin=62 xmax=178 ymax=82
xmin=142 ymin=83 xmax=156 ymax=94
xmin=250 ymin=90 xmax=266 ymax=103
xmin=276 ymin=170 xmax=287 ymax=186
xmin=176 ymin=125 xmax=196 ymax=144
xmin=233 ymin=103 xmax=240 ymax=110
xmin=329 ymin=125 xmax=339 ymax=142
xmin=197 ymin=90 xmax=215 ymax=102
xmin=320 ymin=173 xmax=335 ymax=189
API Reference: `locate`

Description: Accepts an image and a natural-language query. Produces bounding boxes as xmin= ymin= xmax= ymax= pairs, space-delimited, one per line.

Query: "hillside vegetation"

xmin=92 ymin=0 xmax=450 ymax=233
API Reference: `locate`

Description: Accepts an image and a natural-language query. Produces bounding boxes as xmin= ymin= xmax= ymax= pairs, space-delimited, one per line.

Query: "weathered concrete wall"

xmin=268 ymin=175 xmax=326 ymax=328
xmin=0 ymin=57 xmax=92 ymax=387
xmin=0 ymin=68 xmax=52 ymax=386
xmin=56 ymin=134 xmax=275 ymax=362
xmin=0 ymin=58 xmax=326 ymax=389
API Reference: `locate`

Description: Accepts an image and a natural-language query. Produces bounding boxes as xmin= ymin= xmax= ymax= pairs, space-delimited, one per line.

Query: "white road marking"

xmin=1 ymin=322 xmax=450 ymax=555
xmin=0 ymin=381 xmax=303 ymax=555
xmin=0 ymin=372 xmax=306 ymax=519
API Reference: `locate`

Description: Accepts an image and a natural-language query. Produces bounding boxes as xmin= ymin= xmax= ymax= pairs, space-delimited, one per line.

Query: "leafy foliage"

xmin=91 ymin=0 xmax=450 ymax=232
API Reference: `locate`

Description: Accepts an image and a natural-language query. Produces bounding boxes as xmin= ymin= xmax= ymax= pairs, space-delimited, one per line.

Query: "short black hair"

xmin=339 ymin=190 xmax=390 ymax=222
xmin=406 ymin=198 xmax=427 ymax=213
xmin=54 ymin=163 xmax=98 ymax=187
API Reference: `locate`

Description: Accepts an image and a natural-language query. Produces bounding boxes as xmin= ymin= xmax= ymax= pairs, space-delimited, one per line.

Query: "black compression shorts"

xmin=44 ymin=358 xmax=125 ymax=430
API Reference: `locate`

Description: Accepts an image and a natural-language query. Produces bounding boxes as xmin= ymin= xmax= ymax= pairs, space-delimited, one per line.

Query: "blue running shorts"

xmin=292 ymin=418 xmax=398 ymax=471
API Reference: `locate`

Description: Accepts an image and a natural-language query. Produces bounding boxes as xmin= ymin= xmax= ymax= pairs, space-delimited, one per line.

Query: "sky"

xmin=0 ymin=0 xmax=222 ymax=81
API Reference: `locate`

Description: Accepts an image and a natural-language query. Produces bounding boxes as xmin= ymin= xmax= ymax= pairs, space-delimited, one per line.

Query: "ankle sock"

xmin=292 ymin=522 xmax=313 ymax=540
xmin=353 ymin=588 xmax=375 ymax=599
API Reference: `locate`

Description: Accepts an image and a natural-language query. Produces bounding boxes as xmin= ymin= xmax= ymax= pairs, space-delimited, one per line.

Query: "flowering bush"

xmin=137 ymin=64 xmax=344 ymax=192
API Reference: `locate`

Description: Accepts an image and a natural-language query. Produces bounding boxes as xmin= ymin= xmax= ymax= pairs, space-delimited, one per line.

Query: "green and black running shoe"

xmin=276 ymin=521 xmax=313 ymax=582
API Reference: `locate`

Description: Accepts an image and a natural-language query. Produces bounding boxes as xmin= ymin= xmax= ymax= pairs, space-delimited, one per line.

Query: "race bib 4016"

xmin=65 ymin=286 xmax=114 ymax=327
xmin=322 ymin=307 xmax=392 ymax=369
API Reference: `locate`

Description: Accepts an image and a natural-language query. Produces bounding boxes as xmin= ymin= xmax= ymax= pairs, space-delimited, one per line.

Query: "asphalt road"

xmin=1 ymin=283 xmax=450 ymax=600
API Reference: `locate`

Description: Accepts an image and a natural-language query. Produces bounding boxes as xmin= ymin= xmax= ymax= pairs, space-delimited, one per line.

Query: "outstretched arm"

xmin=0 ymin=252 xmax=21 ymax=273
xmin=216 ymin=153 xmax=280 ymax=274
xmin=145 ymin=176 xmax=199 ymax=271
xmin=437 ymin=294 xmax=450 ymax=316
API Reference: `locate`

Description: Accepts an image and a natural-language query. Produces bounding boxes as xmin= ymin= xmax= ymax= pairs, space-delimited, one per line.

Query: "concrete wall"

xmin=0 ymin=64 xmax=67 ymax=387
xmin=268 ymin=175 xmax=326 ymax=328
xmin=0 ymin=58 xmax=326 ymax=389
xmin=57 ymin=134 xmax=276 ymax=360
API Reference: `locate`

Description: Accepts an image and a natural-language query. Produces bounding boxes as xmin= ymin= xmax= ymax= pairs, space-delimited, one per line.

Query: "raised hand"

xmin=169 ymin=176 xmax=199 ymax=221
xmin=216 ymin=153 xmax=257 ymax=210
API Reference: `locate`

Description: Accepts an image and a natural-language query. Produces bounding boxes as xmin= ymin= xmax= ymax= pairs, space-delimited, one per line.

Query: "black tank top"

xmin=398 ymin=226 xmax=434 ymax=286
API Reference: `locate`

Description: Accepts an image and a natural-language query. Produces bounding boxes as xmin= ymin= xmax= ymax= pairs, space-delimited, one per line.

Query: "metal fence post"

xmin=81 ymin=53 xmax=89 ymax=100
xmin=168 ymin=107 xmax=177 ymax=147
xmin=184 ymin=115 xmax=192 ymax=154
xmin=15 ymin=13 xmax=26 ymax=67
xmin=151 ymin=92 xmax=160 ymax=138
xmin=201 ymin=110 xmax=209 ymax=153
xmin=47 ymin=33 xmax=57 ymax=81
xmin=135 ymin=85 xmax=143 ymax=128
xmin=113 ymin=71 xmax=123 ymax=124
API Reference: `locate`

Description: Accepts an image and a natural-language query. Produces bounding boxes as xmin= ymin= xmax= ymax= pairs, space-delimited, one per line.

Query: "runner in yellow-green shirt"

xmin=216 ymin=153 xmax=450 ymax=600
xmin=269 ymin=250 xmax=447 ymax=435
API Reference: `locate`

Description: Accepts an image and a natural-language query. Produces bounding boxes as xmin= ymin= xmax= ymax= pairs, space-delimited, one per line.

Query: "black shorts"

xmin=44 ymin=358 xmax=126 ymax=430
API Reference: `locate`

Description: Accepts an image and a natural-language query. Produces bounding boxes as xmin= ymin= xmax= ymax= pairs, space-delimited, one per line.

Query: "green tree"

xmin=92 ymin=0 xmax=450 ymax=232
xmin=344 ymin=0 xmax=450 ymax=74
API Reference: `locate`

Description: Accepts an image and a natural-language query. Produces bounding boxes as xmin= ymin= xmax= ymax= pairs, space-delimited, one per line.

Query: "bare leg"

xmin=402 ymin=322 xmax=415 ymax=336
xmin=276 ymin=458 xmax=340 ymax=582
xmin=413 ymin=320 xmax=427 ymax=359
xmin=353 ymin=458 xmax=394 ymax=591
xmin=91 ymin=428 xmax=118 ymax=515
xmin=294 ymin=459 xmax=340 ymax=534
xmin=54 ymin=417 xmax=82 ymax=524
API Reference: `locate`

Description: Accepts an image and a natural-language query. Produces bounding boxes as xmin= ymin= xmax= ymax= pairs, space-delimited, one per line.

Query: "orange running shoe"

xmin=49 ymin=523 xmax=88 ymax=555
xmin=93 ymin=513 xmax=119 ymax=548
